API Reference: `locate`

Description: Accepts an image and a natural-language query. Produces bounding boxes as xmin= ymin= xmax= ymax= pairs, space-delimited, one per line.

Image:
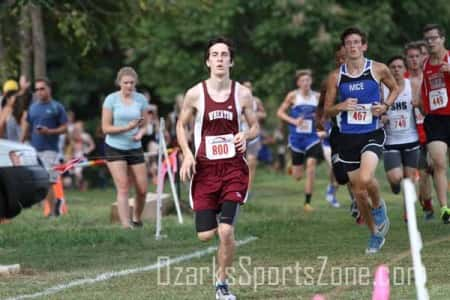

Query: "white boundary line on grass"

xmin=6 ymin=236 xmax=258 ymax=300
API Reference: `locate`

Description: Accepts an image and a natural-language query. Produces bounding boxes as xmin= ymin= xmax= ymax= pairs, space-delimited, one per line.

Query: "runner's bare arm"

xmin=176 ymin=85 xmax=199 ymax=181
xmin=177 ymin=87 xmax=198 ymax=156
xmin=277 ymin=91 xmax=298 ymax=126
xmin=410 ymin=78 xmax=423 ymax=109
xmin=376 ymin=62 xmax=400 ymax=108
xmin=324 ymin=69 xmax=355 ymax=117
xmin=316 ymin=79 xmax=328 ymax=130
xmin=254 ymin=97 xmax=267 ymax=120
xmin=240 ymin=86 xmax=260 ymax=142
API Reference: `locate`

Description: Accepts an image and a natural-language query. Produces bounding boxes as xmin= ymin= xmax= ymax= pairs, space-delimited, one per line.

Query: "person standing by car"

xmin=21 ymin=77 xmax=68 ymax=217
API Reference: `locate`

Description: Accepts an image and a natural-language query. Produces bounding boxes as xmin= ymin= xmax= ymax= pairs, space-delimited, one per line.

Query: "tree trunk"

xmin=0 ymin=21 xmax=7 ymax=83
xmin=30 ymin=3 xmax=46 ymax=79
xmin=19 ymin=4 xmax=33 ymax=81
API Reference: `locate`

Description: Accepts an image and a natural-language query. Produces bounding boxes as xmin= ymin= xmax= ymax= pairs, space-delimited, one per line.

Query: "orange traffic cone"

xmin=43 ymin=197 xmax=52 ymax=217
xmin=53 ymin=176 xmax=68 ymax=215
xmin=44 ymin=176 xmax=68 ymax=217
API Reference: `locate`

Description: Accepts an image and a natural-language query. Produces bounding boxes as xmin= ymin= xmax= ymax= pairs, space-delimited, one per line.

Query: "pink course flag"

xmin=372 ymin=264 xmax=390 ymax=300
xmin=53 ymin=158 xmax=83 ymax=174
xmin=161 ymin=149 xmax=178 ymax=177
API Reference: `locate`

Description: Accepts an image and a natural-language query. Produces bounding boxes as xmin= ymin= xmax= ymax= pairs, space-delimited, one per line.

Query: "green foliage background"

xmin=3 ymin=0 xmax=450 ymax=127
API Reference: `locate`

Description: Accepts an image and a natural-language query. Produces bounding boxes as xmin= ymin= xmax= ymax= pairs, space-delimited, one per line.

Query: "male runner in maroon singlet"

xmin=176 ymin=37 xmax=259 ymax=300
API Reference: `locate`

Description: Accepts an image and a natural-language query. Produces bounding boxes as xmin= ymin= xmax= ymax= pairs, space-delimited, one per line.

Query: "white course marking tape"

xmin=6 ymin=236 xmax=258 ymax=300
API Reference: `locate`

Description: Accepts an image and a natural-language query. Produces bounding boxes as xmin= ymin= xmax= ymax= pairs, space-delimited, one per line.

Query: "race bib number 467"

xmin=348 ymin=104 xmax=373 ymax=125
xmin=205 ymin=134 xmax=236 ymax=160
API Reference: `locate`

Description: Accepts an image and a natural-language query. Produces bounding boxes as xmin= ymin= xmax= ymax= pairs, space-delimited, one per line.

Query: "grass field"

xmin=1 ymin=163 xmax=449 ymax=300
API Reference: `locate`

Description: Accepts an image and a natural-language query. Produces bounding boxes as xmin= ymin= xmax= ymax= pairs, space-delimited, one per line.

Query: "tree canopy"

xmin=1 ymin=0 xmax=450 ymax=125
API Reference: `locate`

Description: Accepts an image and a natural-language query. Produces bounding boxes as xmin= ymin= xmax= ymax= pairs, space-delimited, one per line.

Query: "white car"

xmin=0 ymin=139 xmax=50 ymax=219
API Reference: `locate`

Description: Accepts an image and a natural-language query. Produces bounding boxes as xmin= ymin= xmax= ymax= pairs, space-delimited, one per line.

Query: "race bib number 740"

xmin=389 ymin=114 xmax=410 ymax=131
xmin=205 ymin=134 xmax=236 ymax=160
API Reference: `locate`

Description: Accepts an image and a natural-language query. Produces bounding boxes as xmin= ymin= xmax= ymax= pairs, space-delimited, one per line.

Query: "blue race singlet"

xmin=337 ymin=58 xmax=381 ymax=134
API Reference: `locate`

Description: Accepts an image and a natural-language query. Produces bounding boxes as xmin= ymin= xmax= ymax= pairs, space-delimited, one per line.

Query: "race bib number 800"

xmin=205 ymin=134 xmax=236 ymax=160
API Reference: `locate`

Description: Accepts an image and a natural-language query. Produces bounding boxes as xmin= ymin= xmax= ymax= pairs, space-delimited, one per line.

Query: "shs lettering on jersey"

xmin=193 ymin=81 xmax=243 ymax=163
xmin=336 ymin=59 xmax=382 ymax=134
xmin=382 ymin=79 xmax=418 ymax=145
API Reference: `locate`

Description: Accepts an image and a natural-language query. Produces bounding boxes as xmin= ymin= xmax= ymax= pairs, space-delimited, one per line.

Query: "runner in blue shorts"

xmin=277 ymin=69 xmax=323 ymax=212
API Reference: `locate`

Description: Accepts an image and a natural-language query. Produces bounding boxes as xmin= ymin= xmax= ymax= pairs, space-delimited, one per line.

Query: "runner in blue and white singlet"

xmin=288 ymin=90 xmax=321 ymax=153
xmin=324 ymin=27 xmax=400 ymax=254
xmin=277 ymin=69 xmax=323 ymax=212
xmin=336 ymin=58 xmax=382 ymax=134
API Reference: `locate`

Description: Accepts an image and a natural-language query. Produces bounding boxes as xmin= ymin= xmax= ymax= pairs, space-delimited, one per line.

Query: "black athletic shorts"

xmin=291 ymin=142 xmax=323 ymax=166
xmin=418 ymin=145 xmax=430 ymax=171
xmin=424 ymin=114 xmax=450 ymax=146
xmin=195 ymin=201 xmax=240 ymax=232
xmin=104 ymin=144 xmax=145 ymax=165
xmin=331 ymin=128 xmax=385 ymax=184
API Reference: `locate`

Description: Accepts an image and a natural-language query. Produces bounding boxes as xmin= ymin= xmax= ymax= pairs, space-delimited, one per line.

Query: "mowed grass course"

xmin=1 ymin=163 xmax=449 ymax=300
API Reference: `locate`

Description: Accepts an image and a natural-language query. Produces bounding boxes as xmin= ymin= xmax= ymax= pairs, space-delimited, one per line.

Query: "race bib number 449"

xmin=429 ymin=88 xmax=448 ymax=111
xmin=205 ymin=134 xmax=236 ymax=160
xmin=348 ymin=104 xmax=373 ymax=125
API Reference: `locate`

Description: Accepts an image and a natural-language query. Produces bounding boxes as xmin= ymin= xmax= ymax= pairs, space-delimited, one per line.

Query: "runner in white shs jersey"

xmin=381 ymin=56 xmax=420 ymax=221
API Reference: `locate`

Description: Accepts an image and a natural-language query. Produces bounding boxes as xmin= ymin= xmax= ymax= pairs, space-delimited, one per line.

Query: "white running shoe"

xmin=326 ymin=193 xmax=341 ymax=208
xmin=216 ymin=283 xmax=236 ymax=300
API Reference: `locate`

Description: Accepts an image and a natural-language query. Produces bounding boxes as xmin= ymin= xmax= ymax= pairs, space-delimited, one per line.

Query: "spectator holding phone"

xmin=21 ymin=77 xmax=68 ymax=217
xmin=101 ymin=67 xmax=149 ymax=229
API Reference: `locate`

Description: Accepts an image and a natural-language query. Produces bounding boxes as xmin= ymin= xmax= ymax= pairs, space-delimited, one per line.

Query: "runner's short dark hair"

xmin=423 ymin=24 xmax=445 ymax=37
xmin=404 ymin=41 xmax=422 ymax=54
xmin=204 ymin=37 xmax=235 ymax=64
xmin=340 ymin=27 xmax=367 ymax=45
xmin=35 ymin=77 xmax=51 ymax=87
xmin=387 ymin=55 xmax=406 ymax=67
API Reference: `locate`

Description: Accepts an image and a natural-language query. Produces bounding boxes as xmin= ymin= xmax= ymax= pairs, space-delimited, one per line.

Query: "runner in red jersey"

xmin=419 ymin=24 xmax=450 ymax=223
xmin=176 ymin=37 xmax=259 ymax=300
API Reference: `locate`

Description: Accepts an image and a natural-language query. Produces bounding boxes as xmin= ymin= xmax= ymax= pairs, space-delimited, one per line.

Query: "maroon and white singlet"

xmin=189 ymin=81 xmax=249 ymax=211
